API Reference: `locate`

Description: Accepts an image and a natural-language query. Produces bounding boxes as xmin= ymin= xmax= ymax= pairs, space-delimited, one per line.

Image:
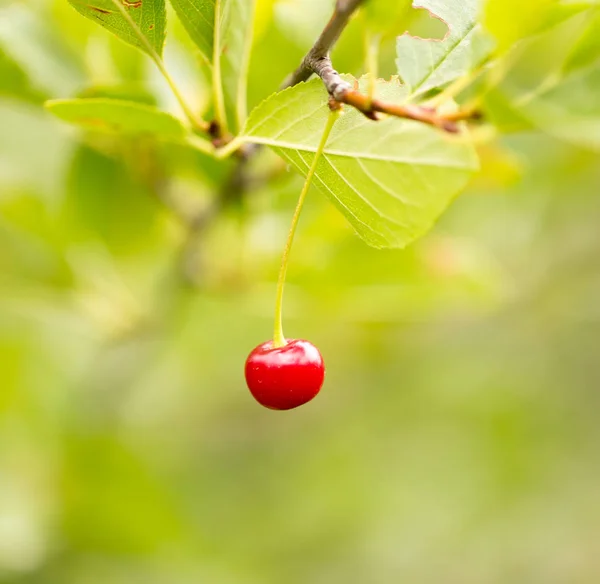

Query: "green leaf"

xmin=67 ymin=0 xmax=166 ymax=57
xmin=75 ymin=85 xmax=158 ymax=106
xmin=538 ymin=1 xmax=599 ymax=36
xmin=168 ymin=0 xmax=255 ymax=132
xmin=241 ymin=78 xmax=478 ymax=249
xmin=218 ymin=0 xmax=256 ymax=132
xmin=45 ymin=98 xmax=186 ymax=138
xmin=490 ymin=9 xmax=591 ymax=94
xmin=168 ymin=0 xmax=214 ymax=61
xmin=519 ymin=65 xmax=600 ymax=151
xmin=562 ymin=8 xmax=600 ymax=74
xmin=485 ymin=10 xmax=600 ymax=147
xmin=396 ymin=0 xmax=494 ymax=98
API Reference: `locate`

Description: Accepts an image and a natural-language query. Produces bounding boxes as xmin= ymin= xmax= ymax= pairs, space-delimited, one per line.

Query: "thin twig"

xmin=340 ymin=87 xmax=467 ymax=133
xmin=284 ymin=0 xmax=366 ymax=87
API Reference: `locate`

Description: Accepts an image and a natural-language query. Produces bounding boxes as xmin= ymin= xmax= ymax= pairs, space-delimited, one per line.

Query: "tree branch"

xmin=284 ymin=0 xmax=480 ymax=132
xmin=285 ymin=0 xmax=365 ymax=88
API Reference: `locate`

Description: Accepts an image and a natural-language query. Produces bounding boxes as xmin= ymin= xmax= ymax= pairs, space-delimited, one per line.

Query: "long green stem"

xmin=272 ymin=108 xmax=341 ymax=348
xmin=109 ymin=0 xmax=209 ymax=132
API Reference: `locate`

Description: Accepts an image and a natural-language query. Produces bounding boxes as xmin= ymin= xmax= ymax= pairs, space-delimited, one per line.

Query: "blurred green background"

xmin=1 ymin=1 xmax=600 ymax=583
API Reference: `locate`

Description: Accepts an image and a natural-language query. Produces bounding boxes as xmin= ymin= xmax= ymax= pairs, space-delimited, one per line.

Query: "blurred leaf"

xmin=483 ymin=0 xmax=595 ymax=51
xmin=75 ymin=85 xmax=158 ymax=105
xmin=0 ymin=193 xmax=73 ymax=288
xmin=241 ymin=78 xmax=478 ymax=249
xmin=108 ymin=31 xmax=148 ymax=81
xmin=507 ymin=10 xmax=590 ymax=88
xmin=271 ymin=0 xmax=331 ymax=50
xmin=0 ymin=341 xmax=21 ymax=413
xmin=396 ymin=0 xmax=494 ymax=97
xmin=0 ymin=5 xmax=84 ymax=98
xmin=45 ymin=98 xmax=186 ymax=137
xmin=218 ymin=0 xmax=256 ymax=132
xmin=363 ymin=0 xmax=412 ymax=37
xmin=168 ymin=0 xmax=214 ymax=61
xmin=561 ymin=8 xmax=600 ymax=74
xmin=482 ymin=87 xmax=536 ymax=133
xmin=67 ymin=0 xmax=166 ymax=57
xmin=1 ymin=195 xmax=60 ymax=247
xmin=0 ymin=102 xmax=72 ymax=196
xmin=246 ymin=1 xmax=317 ymax=114
xmin=254 ymin=0 xmax=277 ymax=41
xmin=486 ymin=11 xmax=600 ymax=147
xmin=538 ymin=1 xmax=599 ymax=34
xmin=484 ymin=0 xmax=553 ymax=51
xmin=0 ymin=49 xmax=47 ymax=104
xmin=61 ymin=432 xmax=185 ymax=553
xmin=62 ymin=143 xmax=163 ymax=254
xmin=520 ymin=65 xmax=600 ymax=151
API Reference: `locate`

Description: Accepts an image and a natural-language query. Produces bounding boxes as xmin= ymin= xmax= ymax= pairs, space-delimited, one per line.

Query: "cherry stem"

xmin=272 ymin=107 xmax=342 ymax=348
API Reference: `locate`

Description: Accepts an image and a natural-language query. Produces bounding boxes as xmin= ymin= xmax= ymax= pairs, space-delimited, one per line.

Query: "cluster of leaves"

xmin=29 ymin=0 xmax=598 ymax=252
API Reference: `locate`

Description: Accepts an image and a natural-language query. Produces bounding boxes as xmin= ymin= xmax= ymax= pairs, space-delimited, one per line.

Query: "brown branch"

xmin=284 ymin=0 xmax=480 ymax=132
xmin=339 ymin=87 xmax=478 ymax=133
xmin=309 ymin=53 xmax=481 ymax=132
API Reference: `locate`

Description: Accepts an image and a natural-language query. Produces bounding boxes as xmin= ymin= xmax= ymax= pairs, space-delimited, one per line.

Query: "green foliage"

xmin=11 ymin=0 xmax=600 ymax=251
xmin=484 ymin=6 xmax=600 ymax=149
xmin=168 ymin=0 xmax=215 ymax=60
xmin=67 ymin=0 xmax=166 ymax=56
xmin=563 ymin=10 xmax=600 ymax=73
xmin=45 ymin=98 xmax=186 ymax=137
xmin=396 ymin=0 xmax=494 ymax=96
xmin=242 ymin=77 xmax=477 ymax=248
xmin=521 ymin=66 xmax=600 ymax=151
xmin=217 ymin=0 xmax=257 ymax=132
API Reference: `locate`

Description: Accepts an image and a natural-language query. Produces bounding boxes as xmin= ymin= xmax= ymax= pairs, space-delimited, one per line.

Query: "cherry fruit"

xmin=245 ymin=339 xmax=325 ymax=410
xmin=245 ymin=110 xmax=338 ymax=411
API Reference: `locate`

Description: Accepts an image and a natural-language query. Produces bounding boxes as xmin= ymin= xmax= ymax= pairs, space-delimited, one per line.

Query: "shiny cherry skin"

xmin=245 ymin=339 xmax=325 ymax=410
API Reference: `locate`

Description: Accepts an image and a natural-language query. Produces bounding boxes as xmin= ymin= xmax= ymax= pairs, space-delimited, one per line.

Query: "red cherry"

xmin=245 ymin=339 xmax=325 ymax=410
